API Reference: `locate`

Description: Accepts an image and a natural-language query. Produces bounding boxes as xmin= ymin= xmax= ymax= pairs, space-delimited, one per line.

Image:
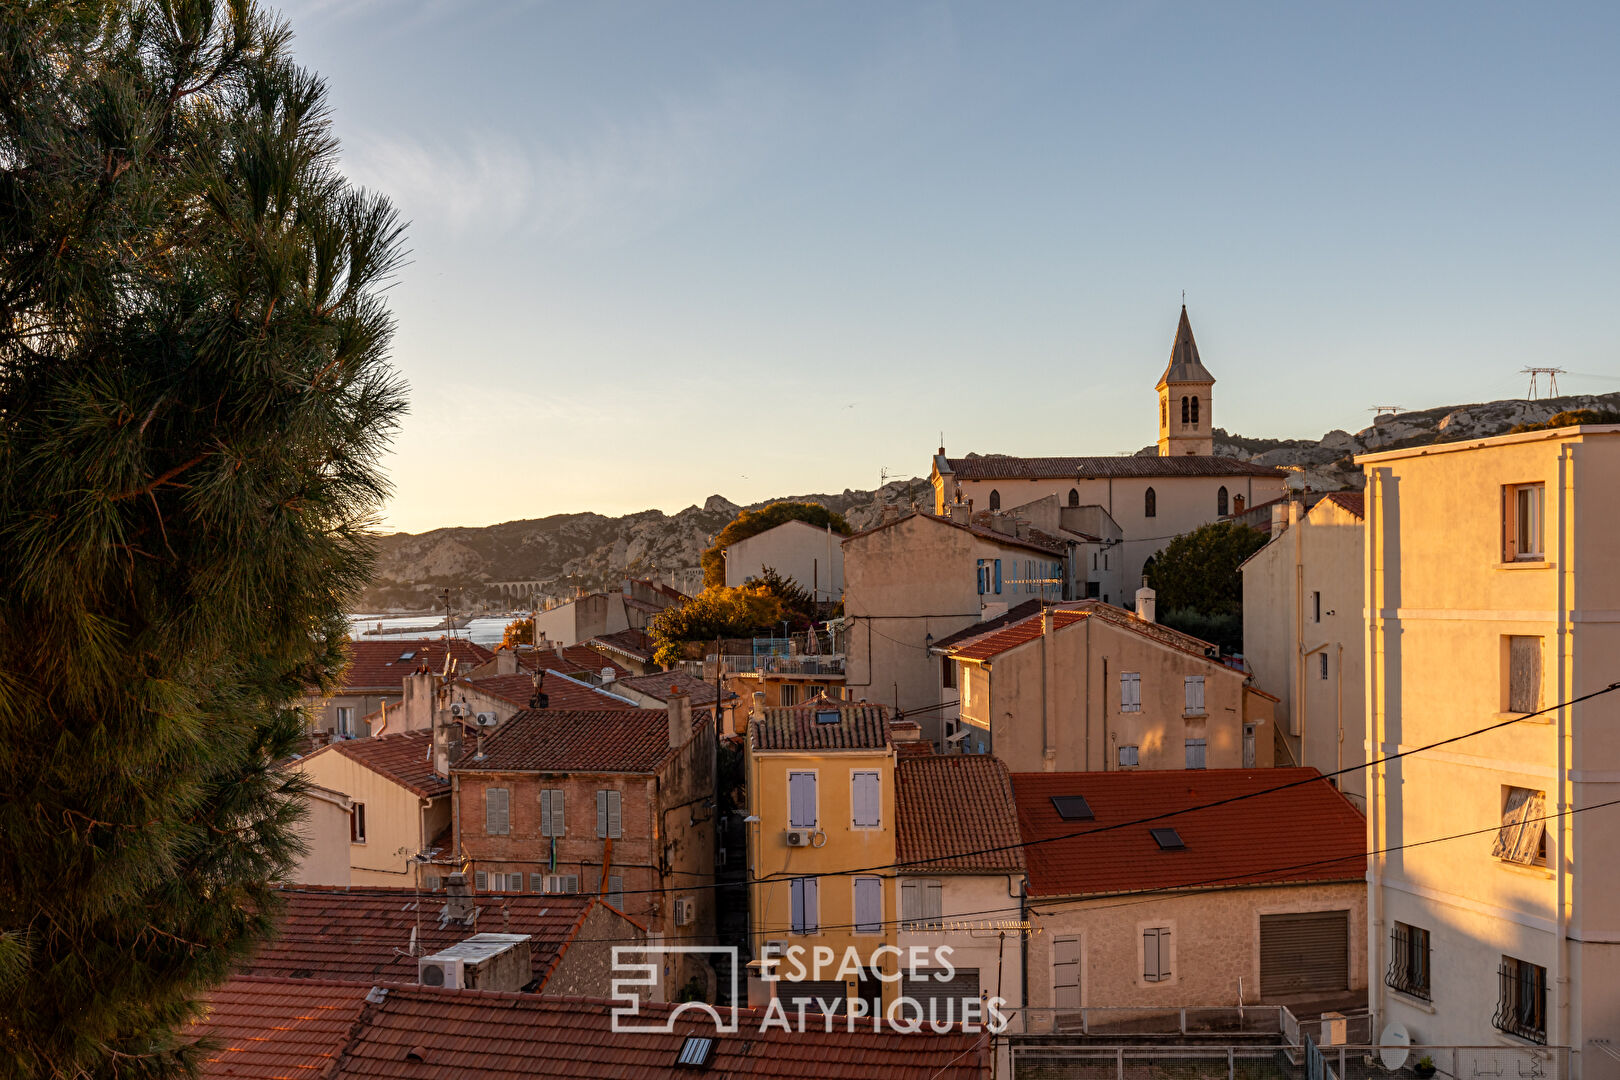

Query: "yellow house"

xmin=1361 ymin=422 xmax=1620 ymax=1065
xmin=746 ymin=697 xmax=899 ymax=1016
xmin=290 ymin=731 xmax=452 ymax=888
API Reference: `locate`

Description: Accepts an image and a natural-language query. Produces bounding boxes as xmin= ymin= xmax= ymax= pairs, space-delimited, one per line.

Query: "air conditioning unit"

xmin=784 ymin=829 xmax=812 ymax=847
xmin=449 ymin=703 xmax=468 ymax=717
xmin=674 ymin=897 xmax=695 ymax=926
xmin=418 ymin=955 xmax=465 ymax=989
xmin=474 ymin=712 xmax=498 ymax=727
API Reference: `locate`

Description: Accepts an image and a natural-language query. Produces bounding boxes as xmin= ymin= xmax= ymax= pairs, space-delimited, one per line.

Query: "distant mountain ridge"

xmin=361 ymin=391 xmax=1619 ymax=610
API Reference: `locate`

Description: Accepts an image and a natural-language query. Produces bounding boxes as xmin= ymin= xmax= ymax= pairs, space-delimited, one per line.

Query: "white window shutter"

xmin=790 ymin=772 xmax=816 ymax=828
xmin=608 ymin=790 xmax=622 ymax=838
xmin=1144 ymin=929 xmax=1159 ymax=980
xmin=900 ymin=881 xmax=917 ymax=921
xmin=474 ymin=870 xmax=488 ymax=891
xmin=926 ymin=880 xmax=942 ymax=921
xmin=855 ymin=878 xmax=880 ymax=932
xmin=804 ymin=876 xmax=818 ymax=932
xmin=552 ymin=789 xmax=565 ymax=836
xmin=530 ymin=873 xmax=543 ymax=892
xmin=540 ymin=790 xmax=552 ymax=836
xmin=486 ymin=788 xmax=509 ymax=835
xmin=596 ymin=790 xmax=607 ymax=837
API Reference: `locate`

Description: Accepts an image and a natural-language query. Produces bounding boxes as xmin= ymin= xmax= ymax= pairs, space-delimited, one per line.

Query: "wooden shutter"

xmin=607 ymin=790 xmax=622 ymax=838
xmin=791 ymin=877 xmax=818 ymax=933
xmin=596 ymin=790 xmax=608 ymax=837
xmin=486 ymin=788 xmax=509 ymax=835
xmin=530 ymin=873 xmax=544 ymax=893
xmin=1494 ymin=788 xmax=1546 ymax=864
xmin=1053 ymin=936 xmax=1081 ymax=1010
xmin=540 ymin=790 xmax=554 ymax=837
xmin=854 ymin=877 xmax=881 ymax=933
xmin=900 ymin=881 xmax=917 ymax=922
xmin=1509 ymin=637 xmax=1541 ymax=713
xmin=1186 ymin=676 xmax=1204 ymax=713
xmin=789 ymin=771 xmax=816 ymax=827
xmin=994 ymin=559 xmax=1002 ymax=595
xmin=852 ymin=771 xmax=880 ymax=827
xmin=607 ymin=875 xmax=624 ymax=908
xmin=474 ymin=870 xmax=488 ymax=891
xmin=1144 ymin=928 xmax=1171 ymax=982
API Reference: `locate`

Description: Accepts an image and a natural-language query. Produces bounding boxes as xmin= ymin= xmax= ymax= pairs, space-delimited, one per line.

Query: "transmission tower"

xmin=1522 ymin=367 xmax=1566 ymax=399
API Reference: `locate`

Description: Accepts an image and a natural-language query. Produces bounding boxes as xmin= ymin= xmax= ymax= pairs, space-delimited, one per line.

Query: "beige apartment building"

xmin=946 ymin=602 xmax=1275 ymax=772
xmin=1241 ymin=491 xmax=1367 ymax=802
xmin=1362 ymin=423 xmax=1620 ymax=1072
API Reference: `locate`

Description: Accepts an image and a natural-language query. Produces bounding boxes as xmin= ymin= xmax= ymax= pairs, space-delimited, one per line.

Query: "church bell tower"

xmin=1157 ymin=305 xmax=1215 ymax=456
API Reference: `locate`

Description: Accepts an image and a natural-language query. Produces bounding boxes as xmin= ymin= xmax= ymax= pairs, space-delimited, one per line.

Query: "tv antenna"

xmin=1521 ymin=367 xmax=1565 ymax=399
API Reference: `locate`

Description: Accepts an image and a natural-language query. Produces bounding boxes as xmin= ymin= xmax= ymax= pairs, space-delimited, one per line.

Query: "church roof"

xmin=1157 ymin=305 xmax=1216 ymax=389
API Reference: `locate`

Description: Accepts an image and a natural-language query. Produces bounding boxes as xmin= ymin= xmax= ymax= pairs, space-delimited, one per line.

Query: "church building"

xmin=928 ymin=306 xmax=1287 ymax=591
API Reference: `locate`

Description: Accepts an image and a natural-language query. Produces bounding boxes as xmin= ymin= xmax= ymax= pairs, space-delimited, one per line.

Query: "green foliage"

xmin=0 ymin=3 xmax=404 ymax=1075
xmin=752 ymin=566 xmax=817 ymax=622
xmin=647 ymin=585 xmax=787 ymax=668
xmin=1509 ymin=409 xmax=1620 ymax=434
xmin=701 ymin=502 xmax=851 ymax=588
xmin=1145 ymin=522 xmax=1268 ymax=652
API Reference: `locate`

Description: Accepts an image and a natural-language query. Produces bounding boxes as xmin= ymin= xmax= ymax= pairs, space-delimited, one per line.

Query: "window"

xmin=1320 ymin=653 xmax=1329 ymax=680
xmin=335 ymin=706 xmax=354 ymax=736
xmin=1051 ymin=795 xmax=1094 ymax=821
xmin=1118 ymin=744 xmax=1140 ymax=768
xmin=1386 ymin=923 xmax=1431 ymax=1001
xmin=814 ymin=708 xmax=839 ymax=724
xmin=1185 ymin=738 xmax=1207 ymax=769
xmin=491 ymin=872 xmax=522 ymax=892
xmin=544 ymin=874 xmax=580 ymax=894
xmin=605 ymin=874 xmax=624 ymax=909
xmin=1495 ymin=957 xmax=1547 ymax=1043
xmin=1180 ymin=396 xmax=1190 ymax=424
xmin=1217 ymin=486 xmax=1228 ymax=516
xmin=854 ymin=877 xmax=882 ymax=934
xmin=1504 ymin=483 xmax=1545 ymax=561
xmin=530 ymin=872 xmax=545 ymax=893
xmin=1161 ymin=399 xmax=1168 ymax=428
xmin=1069 ymin=488 xmax=1080 ymax=507
xmin=1144 ymin=487 xmax=1157 ymax=518
xmin=349 ymin=802 xmax=366 ymax=843
xmin=540 ymin=789 xmax=565 ymax=837
xmin=596 ymin=789 xmax=623 ymax=838
xmin=1494 ymin=787 xmax=1547 ymax=865
xmin=676 ymin=1035 xmax=717 ymax=1069
xmin=1150 ymin=827 xmax=1185 ymax=850
xmin=1184 ymin=676 xmax=1205 ymax=715
xmin=788 ymin=771 xmax=817 ymax=828
xmin=901 ymin=879 xmax=943 ymax=929
xmin=790 ymin=876 xmax=818 ymax=934
xmin=779 ymin=684 xmax=798 ymax=707
xmin=989 ymin=489 xmax=1001 ymax=511
xmin=1120 ymin=672 xmax=1141 ymax=712
xmin=941 ymin=657 xmax=955 ymax=689
xmin=474 ymin=870 xmax=488 ymax=891
xmin=851 ymin=771 xmax=881 ymax=828
xmin=1312 ymin=591 xmax=1321 ymax=623
xmin=1191 ymin=395 xmax=1200 ymax=426
xmin=1143 ymin=927 xmax=1172 ymax=982
xmin=1508 ymin=636 xmax=1541 ymax=714
xmin=485 ymin=787 xmax=510 ymax=835
xmin=1243 ymin=724 xmax=1256 ymax=768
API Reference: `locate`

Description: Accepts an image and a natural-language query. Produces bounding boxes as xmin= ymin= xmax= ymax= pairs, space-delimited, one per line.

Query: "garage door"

xmin=1260 ymin=911 xmax=1349 ymax=997
xmin=902 ymin=969 xmax=981 ymax=1024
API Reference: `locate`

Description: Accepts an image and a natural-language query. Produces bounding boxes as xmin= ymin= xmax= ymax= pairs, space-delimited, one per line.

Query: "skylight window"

xmin=1051 ymin=795 xmax=1094 ymax=821
xmin=814 ymin=710 xmax=841 ymax=725
xmin=1151 ymin=827 xmax=1186 ymax=850
xmin=398 ymin=651 xmax=416 ymax=661
xmin=675 ymin=1035 xmax=716 ymax=1068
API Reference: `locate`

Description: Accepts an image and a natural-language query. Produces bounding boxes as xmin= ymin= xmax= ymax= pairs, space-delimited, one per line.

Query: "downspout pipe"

xmin=1365 ymin=468 xmax=1384 ymax=1028
xmin=1555 ymin=445 xmax=1572 ymax=1053
xmin=1041 ymin=609 xmax=1056 ymax=767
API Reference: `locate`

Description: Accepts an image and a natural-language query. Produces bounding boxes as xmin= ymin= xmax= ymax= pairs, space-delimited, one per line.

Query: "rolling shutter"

xmin=903 ymin=969 xmax=981 ymax=1022
xmin=1260 ymin=911 xmax=1349 ymax=996
xmin=779 ymin=980 xmax=848 ymax=1013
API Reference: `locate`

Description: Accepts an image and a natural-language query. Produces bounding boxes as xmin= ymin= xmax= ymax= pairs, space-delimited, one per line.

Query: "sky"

xmin=273 ymin=1 xmax=1620 ymax=535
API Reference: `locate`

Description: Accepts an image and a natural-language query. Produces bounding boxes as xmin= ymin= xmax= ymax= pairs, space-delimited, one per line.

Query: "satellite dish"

xmin=1379 ymin=1023 xmax=1411 ymax=1070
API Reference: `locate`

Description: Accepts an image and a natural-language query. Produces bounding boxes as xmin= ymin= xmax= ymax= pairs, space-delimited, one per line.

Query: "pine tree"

xmin=0 ymin=2 xmax=405 ymax=1075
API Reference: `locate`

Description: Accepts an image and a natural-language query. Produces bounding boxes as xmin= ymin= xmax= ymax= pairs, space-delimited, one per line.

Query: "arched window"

xmin=1217 ymin=486 xmax=1229 ymax=516
xmin=1233 ymin=494 xmax=1245 ymax=514
xmin=1068 ymin=488 xmax=1080 ymax=507
xmin=988 ymin=489 xmax=1001 ymax=511
xmin=1191 ymin=395 xmax=1200 ymax=427
xmin=1180 ymin=397 xmax=1190 ymax=424
xmin=1145 ymin=487 xmax=1157 ymax=518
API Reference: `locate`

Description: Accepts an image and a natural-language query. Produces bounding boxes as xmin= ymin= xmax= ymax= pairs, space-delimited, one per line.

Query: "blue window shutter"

xmin=976 ymin=560 xmax=985 ymax=595
xmin=994 ymin=559 xmax=1002 ymax=594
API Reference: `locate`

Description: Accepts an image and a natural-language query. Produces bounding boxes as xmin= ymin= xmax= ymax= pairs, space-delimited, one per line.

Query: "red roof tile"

xmin=190 ymin=976 xmax=368 ymax=1080
xmin=242 ymin=886 xmax=617 ymax=991
xmin=928 ymin=600 xmax=1062 ymax=653
xmin=515 ymin=645 xmax=631 ymax=679
xmin=302 ymin=731 xmax=448 ymax=799
xmin=468 ymin=671 xmax=638 ymax=710
xmin=750 ymin=698 xmax=891 ymax=752
xmin=615 ymin=670 xmax=737 ymax=706
xmin=944 ymin=454 xmax=1283 ymax=480
xmin=340 ymin=639 xmax=494 ymax=693
xmin=589 ymin=628 xmax=656 ymax=663
xmin=328 ymin=987 xmax=989 ymax=1080
xmin=1323 ymin=490 xmax=1365 ymax=518
xmin=897 ymin=755 xmax=1024 ymax=874
xmin=455 ymin=708 xmax=707 ymax=774
xmin=947 ymin=603 xmax=1222 ymax=665
xmin=1012 ymin=768 xmax=1365 ymax=898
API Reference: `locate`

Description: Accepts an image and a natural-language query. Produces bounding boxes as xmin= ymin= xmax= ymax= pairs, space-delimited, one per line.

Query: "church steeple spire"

xmin=1156 ymin=304 xmax=1215 ymax=456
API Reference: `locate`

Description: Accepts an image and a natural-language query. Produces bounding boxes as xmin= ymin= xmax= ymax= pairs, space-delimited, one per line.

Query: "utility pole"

xmin=1521 ymin=367 xmax=1566 ymax=399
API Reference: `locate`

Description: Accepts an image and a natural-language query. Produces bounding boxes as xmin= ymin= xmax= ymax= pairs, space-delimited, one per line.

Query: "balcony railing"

xmin=1494 ymin=962 xmax=1548 ymax=1044
xmin=709 ymin=654 xmax=846 ymax=677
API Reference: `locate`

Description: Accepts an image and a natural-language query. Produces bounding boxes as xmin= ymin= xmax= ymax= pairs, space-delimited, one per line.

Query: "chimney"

xmin=1014 ymin=518 xmax=1031 ymax=540
xmin=444 ymin=872 xmax=475 ymax=924
xmin=889 ymin=718 xmax=921 ymax=743
xmin=880 ymin=504 xmax=900 ymax=525
xmin=552 ymin=640 xmax=566 ymax=662
xmin=495 ymin=648 xmax=518 ymax=676
xmin=1136 ymin=580 xmax=1157 ymax=623
xmin=947 ymin=500 xmax=971 ymax=525
xmin=1271 ymin=501 xmax=1290 ymax=534
xmin=751 ymin=690 xmax=766 ymax=722
xmin=668 ymin=685 xmax=692 ymax=748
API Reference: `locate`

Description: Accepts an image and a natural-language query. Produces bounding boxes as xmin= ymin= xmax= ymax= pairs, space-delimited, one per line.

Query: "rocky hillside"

xmin=363 ymin=391 xmax=1618 ymax=610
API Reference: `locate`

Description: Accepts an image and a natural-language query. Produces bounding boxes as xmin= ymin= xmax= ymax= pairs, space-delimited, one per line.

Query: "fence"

xmin=1006 ymin=1043 xmax=1570 ymax=1080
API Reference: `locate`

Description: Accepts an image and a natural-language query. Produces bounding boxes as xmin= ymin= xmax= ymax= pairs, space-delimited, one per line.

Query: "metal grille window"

xmin=1494 ymin=957 xmax=1547 ymax=1043
xmin=1386 ymin=923 xmax=1431 ymax=1000
xmin=1493 ymin=787 xmax=1547 ymax=865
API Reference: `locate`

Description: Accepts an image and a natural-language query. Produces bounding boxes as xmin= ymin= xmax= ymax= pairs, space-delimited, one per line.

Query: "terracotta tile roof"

xmin=1012 ymin=768 xmax=1365 ymax=898
xmin=616 ymin=670 xmax=737 ymax=706
xmin=843 ymin=510 xmax=1070 ymax=559
xmin=928 ymin=599 xmax=1056 ymax=653
xmin=242 ymin=886 xmax=611 ymax=991
xmin=467 ymin=671 xmax=638 ymax=710
xmin=589 ymin=628 xmax=656 ymax=663
xmin=508 ymin=644 xmax=631 ymax=679
xmin=302 ymin=731 xmax=448 ymax=799
xmin=1322 ymin=490 xmax=1365 ymax=519
xmin=895 ymin=739 xmax=935 ymax=758
xmin=339 ymin=639 xmax=494 ymax=693
xmin=189 ymin=975 xmax=367 ymax=1080
xmin=947 ymin=603 xmax=1223 ymax=666
xmin=327 ymin=987 xmax=989 ymax=1080
xmin=454 ymin=708 xmax=706 ymax=774
xmin=942 ymin=454 xmax=1282 ymax=481
xmin=897 ymin=755 xmax=1024 ymax=874
xmin=750 ymin=697 xmax=891 ymax=752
